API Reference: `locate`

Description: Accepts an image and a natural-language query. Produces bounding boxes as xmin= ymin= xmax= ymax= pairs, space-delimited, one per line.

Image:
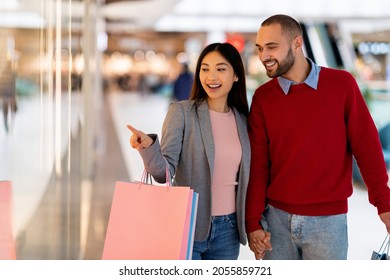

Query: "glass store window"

xmin=0 ymin=0 xmax=102 ymax=259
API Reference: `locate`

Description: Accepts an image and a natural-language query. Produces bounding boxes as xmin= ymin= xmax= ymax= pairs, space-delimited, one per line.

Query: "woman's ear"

xmin=234 ymin=75 xmax=239 ymax=82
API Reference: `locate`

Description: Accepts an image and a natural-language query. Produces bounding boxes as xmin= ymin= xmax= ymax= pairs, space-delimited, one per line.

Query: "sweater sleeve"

xmin=345 ymin=72 xmax=390 ymax=214
xmin=245 ymin=90 xmax=270 ymax=233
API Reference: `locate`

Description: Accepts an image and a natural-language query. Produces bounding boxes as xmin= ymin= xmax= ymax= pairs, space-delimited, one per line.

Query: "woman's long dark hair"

xmin=189 ymin=42 xmax=249 ymax=116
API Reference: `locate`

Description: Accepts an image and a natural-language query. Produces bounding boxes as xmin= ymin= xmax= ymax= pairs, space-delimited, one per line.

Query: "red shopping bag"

xmin=0 ymin=181 xmax=16 ymax=260
xmin=102 ymin=174 xmax=198 ymax=260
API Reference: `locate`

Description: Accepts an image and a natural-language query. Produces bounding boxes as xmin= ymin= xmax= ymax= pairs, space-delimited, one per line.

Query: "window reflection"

xmin=0 ymin=0 xmax=88 ymax=259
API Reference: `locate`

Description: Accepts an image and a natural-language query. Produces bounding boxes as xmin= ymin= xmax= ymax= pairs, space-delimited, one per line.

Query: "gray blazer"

xmin=139 ymin=100 xmax=250 ymax=245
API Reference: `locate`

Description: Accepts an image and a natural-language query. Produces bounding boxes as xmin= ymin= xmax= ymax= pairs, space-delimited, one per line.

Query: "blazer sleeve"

xmin=139 ymin=102 xmax=185 ymax=183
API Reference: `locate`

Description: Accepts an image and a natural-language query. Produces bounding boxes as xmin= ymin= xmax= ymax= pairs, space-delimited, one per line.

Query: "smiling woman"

xmin=127 ymin=42 xmax=252 ymax=260
xmin=199 ymin=51 xmax=239 ymax=112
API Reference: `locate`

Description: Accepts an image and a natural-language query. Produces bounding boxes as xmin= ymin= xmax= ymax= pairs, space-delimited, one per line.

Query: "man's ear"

xmin=294 ymin=36 xmax=303 ymax=50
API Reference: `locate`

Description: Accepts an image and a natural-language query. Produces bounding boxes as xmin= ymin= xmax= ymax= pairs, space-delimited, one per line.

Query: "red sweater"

xmin=245 ymin=67 xmax=390 ymax=233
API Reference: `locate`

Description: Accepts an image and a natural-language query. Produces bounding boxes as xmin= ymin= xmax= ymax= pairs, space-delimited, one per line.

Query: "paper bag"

xmin=102 ymin=180 xmax=198 ymax=260
xmin=0 ymin=181 xmax=16 ymax=260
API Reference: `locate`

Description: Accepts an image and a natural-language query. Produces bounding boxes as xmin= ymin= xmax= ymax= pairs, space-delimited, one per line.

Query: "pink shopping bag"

xmin=0 ymin=181 xmax=16 ymax=260
xmin=102 ymin=179 xmax=198 ymax=260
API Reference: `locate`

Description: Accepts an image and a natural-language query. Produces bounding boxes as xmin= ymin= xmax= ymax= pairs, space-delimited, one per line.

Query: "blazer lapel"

xmin=197 ymin=101 xmax=215 ymax=177
xmin=233 ymin=108 xmax=250 ymax=156
xmin=233 ymin=107 xmax=250 ymax=180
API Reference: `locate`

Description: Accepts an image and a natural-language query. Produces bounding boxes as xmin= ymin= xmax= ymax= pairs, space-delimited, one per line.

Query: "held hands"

xmin=248 ymin=229 xmax=272 ymax=260
xmin=127 ymin=124 xmax=153 ymax=151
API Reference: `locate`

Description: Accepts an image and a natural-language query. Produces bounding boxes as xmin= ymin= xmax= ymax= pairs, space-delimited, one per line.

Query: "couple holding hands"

xmin=128 ymin=14 xmax=390 ymax=260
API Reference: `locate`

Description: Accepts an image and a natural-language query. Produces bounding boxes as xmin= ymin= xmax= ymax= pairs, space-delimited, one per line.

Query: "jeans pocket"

xmin=226 ymin=214 xmax=238 ymax=229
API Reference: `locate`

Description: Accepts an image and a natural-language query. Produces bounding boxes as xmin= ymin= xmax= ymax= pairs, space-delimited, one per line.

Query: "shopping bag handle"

xmin=140 ymin=168 xmax=171 ymax=186
xmin=139 ymin=159 xmax=172 ymax=190
xmin=377 ymin=234 xmax=390 ymax=256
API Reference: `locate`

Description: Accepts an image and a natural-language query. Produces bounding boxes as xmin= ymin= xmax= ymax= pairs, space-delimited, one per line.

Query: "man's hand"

xmin=247 ymin=229 xmax=272 ymax=260
xmin=379 ymin=211 xmax=390 ymax=234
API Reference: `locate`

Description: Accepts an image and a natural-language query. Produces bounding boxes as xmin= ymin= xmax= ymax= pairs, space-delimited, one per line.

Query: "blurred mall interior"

xmin=0 ymin=0 xmax=389 ymax=260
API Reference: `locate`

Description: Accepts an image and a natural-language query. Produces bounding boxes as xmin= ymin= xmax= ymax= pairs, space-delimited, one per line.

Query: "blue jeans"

xmin=263 ymin=205 xmax=348 ymax=260
xmin=192 ymin=213 xmax=240 ymax=260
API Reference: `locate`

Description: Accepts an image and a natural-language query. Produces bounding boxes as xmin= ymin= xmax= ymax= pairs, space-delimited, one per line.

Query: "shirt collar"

xmin=277 ymin=58 xmax=321 ymax=95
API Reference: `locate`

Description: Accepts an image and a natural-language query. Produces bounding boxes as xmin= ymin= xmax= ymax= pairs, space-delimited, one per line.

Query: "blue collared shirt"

xmin=277 ymin=58 xmax=321 ymax=95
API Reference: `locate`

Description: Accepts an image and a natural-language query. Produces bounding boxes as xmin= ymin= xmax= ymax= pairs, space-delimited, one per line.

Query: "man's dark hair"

xmin=262 ymin=14 xmax=303 ymax=41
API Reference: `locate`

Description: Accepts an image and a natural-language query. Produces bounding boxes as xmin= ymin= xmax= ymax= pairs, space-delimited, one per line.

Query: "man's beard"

xmin=265 ymin=48 xmax=295 ymax=78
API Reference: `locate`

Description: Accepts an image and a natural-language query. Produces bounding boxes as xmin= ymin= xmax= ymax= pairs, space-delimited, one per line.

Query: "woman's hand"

xmin=127 ymin=124 xmax=154 ymax=151
xmin=247 ymin=229 xmax=272 ymax=260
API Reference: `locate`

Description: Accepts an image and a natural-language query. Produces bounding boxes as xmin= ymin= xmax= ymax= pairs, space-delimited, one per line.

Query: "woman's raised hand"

xmin=127 ymin=124 xmax=154 ymax=151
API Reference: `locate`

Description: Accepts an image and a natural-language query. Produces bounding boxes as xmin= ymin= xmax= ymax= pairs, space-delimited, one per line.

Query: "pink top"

xmin=209 ymin=109 xmax=242 ymax=216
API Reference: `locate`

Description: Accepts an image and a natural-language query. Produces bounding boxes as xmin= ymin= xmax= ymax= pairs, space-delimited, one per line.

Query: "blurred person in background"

xmin=172 ymin=63 xmax=194 ymax=101
xmin=128 ymin=42 xmax=267 ymax=259
xmin=0 ymin=69 xmax=17 ymax=133
xmin=246 ymin=14 xmax=390 ymax=260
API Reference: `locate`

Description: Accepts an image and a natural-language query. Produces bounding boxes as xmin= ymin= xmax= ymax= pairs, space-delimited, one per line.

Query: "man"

xmin=245 ymin=14 xmax=390 ymax=260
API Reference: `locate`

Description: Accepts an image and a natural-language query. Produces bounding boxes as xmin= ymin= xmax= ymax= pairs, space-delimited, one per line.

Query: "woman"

xmin=128 ymin=42 xmax=251 ymax=260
